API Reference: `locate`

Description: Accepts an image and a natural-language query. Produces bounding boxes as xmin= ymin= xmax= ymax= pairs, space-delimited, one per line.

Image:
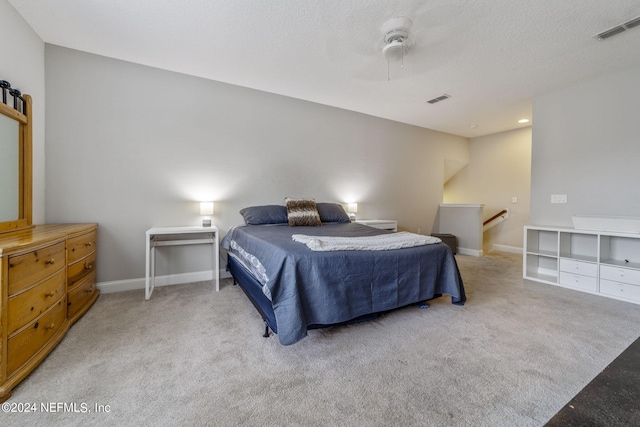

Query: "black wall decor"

xmin=0 ymin=80 xmax=25 ymax=114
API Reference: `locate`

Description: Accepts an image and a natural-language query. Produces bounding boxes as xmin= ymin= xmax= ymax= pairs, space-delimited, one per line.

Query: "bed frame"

xmin=227 ymin=254 xmax=440 ymax=339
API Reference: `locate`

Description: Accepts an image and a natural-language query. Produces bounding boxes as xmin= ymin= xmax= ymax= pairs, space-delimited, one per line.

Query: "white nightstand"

xmin=355 ymin=220 xmax=398 ymax=232
xmin=145 ymin=226 xmax=220 ymax=300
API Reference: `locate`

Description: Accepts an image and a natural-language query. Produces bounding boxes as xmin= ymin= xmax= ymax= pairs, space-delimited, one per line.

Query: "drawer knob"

xmin=44 ymin=323 xmax=56 ymax=330
xmin=45 ymin=259 xmax=55 ymax=265
xmin=45 ymin=291 xmax=56 ymax=297
xmin=85 ymin=263 xmax=93 ymax=270
xmin=85 ymin=242 xmax=93 ymax=247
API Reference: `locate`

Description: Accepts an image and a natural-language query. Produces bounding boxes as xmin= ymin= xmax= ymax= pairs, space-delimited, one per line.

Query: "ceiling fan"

xmin=325 ymin=3 xmax=463 ymax=82
xmin=381 ymin=16 xmax=414 ymax=73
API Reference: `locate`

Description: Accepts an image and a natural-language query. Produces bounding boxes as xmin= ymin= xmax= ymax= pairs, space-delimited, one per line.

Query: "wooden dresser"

xmin=0 ymin=223 xmax=98 ymax=402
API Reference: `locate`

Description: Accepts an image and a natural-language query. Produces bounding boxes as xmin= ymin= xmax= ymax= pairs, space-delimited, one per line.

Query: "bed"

xmin=221 ymin=202 xmax=466 ymax=345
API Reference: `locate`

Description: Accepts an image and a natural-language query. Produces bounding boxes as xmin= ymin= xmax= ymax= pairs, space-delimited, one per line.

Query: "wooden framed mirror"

xmin=0 ymin=86 xmax=32 ymax=233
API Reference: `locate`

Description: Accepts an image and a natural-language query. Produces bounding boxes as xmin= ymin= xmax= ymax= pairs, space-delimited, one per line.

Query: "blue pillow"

xmin=239 ymin=205 xmax=288 ymax=225
xmin=316 ymin=203 xmax=351 ymax=223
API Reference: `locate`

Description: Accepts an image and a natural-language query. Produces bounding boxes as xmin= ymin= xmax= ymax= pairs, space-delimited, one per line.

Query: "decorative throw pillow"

xmin=316 ymin=203 xmax=351 ymax=223
xmin=285 ymin=198 xmax=322 ymax=227
xmin=239 ymin=205 xmax=288 ymax=225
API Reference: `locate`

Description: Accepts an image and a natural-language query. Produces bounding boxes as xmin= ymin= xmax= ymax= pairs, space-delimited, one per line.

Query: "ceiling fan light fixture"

xmin=382 ymin=40 xmax=409 ymax=62
xmin=381 ymin=16 xmax=414 ymax=80
xmin=381 ymin=17 xmax=413 ymax=62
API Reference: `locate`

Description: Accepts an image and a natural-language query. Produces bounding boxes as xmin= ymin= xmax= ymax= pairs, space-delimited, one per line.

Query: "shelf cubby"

xmin=526 ymin=228 xmax=558 ymax=256
xmin=600 ymin=235 xmax=640 ymax=270
xmin=559 ymin=232 xmax=598 ymax=262
xmin=525 ymin=253 xmax=558 ymax=282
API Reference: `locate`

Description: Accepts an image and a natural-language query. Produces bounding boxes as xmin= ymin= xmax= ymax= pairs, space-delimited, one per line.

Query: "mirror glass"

xmin=0 ymin=92 xmax=31 ymax=233
xmin=0 ymin=113 xmax=20 ymax=221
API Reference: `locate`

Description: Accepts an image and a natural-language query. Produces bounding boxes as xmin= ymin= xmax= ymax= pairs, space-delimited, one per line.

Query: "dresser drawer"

xmin=600 ymin=265 xmax=640 ymax=285
xmin=559 ymin=272 xmax=597 ymax=292
xmin=7 ymin=270 xmax=66 ymax=335
xmin=68 ymin=251 xmax=96 ymax=288
xmin=600 ymin=279 xmax=640 ymax=302
xmin=559 ymin=259 xmax=597 ymax=277
xmin=7 ymin=298 xmax=66 ymax=375
xmin=67 ymin=272 xmax=97 ymax=319
xmin=67 ymin=230 xmax=97 ymax=264
xmin=8 ymin=241 xmax=66 ymax=295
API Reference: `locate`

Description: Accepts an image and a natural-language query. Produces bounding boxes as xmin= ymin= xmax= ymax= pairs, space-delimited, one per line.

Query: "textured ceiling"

xmin=9 ymin=0 xmax=640 ymax=137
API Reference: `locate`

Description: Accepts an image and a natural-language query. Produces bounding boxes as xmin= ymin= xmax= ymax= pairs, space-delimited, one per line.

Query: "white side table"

xmin=145 ymin=226 xmax=220 ymax=300
xmin=355 ymin=219 xmax=398 ymax=232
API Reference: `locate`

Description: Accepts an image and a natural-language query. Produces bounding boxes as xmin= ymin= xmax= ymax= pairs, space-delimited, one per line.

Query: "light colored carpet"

xmin=5 ymin=251 xmax=640 ymax=426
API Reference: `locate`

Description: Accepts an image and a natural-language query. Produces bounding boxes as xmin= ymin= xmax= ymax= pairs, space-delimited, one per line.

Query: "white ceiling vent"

xmin=426 ymin=94 xmax=451 ymax=104
xmin=594 ymin=15 xmax=640 ymax=40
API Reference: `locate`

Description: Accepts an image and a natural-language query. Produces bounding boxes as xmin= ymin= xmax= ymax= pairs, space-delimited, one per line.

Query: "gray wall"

xmin=531 ymin=64 xmax=640 ymax=227
xmin=0 ymin=0 xmax=45 ymax=224
xmin=434 ymin=204 xmax=484 ymax=256
xmin=44 ymin=45 xmax=469 ymax=284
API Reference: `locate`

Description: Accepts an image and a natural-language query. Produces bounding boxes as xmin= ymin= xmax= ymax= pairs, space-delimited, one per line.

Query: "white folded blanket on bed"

xmin=291 ymin=232 xmax=442 ymax=251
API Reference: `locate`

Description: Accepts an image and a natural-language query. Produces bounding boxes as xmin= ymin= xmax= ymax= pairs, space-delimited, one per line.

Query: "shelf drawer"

xmin=600 ymin=265 xmax=640 ymax=285
xmin=67 ymin=272 xmax=97 ymax=319
xmin=8 ymin=241 xmax=66 ymax=295
xmin=559 ymin=259 xmax=597 ymax=277
xmin=559 ymin=272 xmax=597 ymax=292
xmin=67 ymin=230 xmax=97 ymax=264
xmin=7 ymin=269 xmax=66 ymax=335
xmin=7 ymin=298 xmax=66 ymax=375
xmin=600 ymin=279 xmax=640 ymax=302
xmin=68 ymin=251 xmax=96 ymax=288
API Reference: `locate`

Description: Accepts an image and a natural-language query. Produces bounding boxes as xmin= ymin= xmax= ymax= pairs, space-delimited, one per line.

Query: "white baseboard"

xmin=97 ymin=269 xmax=232 ymax=294
xmin=457 ymin=247 xmax=483 ymax=257
xmin=492 ymin=244 xmax=523 ymax=254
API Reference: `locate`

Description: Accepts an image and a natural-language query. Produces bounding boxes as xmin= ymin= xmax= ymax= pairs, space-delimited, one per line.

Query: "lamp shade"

xmin=200 ymin=202 xmax=214 ymax=216
xmin=347 ymin=203 xmax=358 ymax=213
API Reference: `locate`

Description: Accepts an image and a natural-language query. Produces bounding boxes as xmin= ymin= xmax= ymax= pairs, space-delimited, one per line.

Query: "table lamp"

xmin=200 ymin=202 xmax=214 ymax=227
xmin=347 ymin=203 xmax=358 ymax=221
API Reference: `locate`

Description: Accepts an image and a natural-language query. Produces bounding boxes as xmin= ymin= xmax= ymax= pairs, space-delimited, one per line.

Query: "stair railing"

xmin=483 ymin=209 xmax=509 ymax=232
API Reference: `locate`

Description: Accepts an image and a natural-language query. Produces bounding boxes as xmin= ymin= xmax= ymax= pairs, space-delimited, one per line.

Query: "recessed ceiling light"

xmin=469 ymin=124 xmax=478 ymax=129
xmin=518 ymin=119 xmax=530 ymax=124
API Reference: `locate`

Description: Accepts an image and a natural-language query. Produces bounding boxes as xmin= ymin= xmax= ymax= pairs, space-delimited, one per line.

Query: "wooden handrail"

xmin=483 ymin=209 xmax=508 ymax=226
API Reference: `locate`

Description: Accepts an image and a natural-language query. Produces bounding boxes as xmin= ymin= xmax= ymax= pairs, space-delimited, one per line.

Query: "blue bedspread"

xmin=222 ymin=223 xmax=465 ymax=345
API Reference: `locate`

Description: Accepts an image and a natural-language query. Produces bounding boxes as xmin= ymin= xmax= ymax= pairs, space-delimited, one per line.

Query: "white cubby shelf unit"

xmin=524 ymin=225 xmax=640 ymax=305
